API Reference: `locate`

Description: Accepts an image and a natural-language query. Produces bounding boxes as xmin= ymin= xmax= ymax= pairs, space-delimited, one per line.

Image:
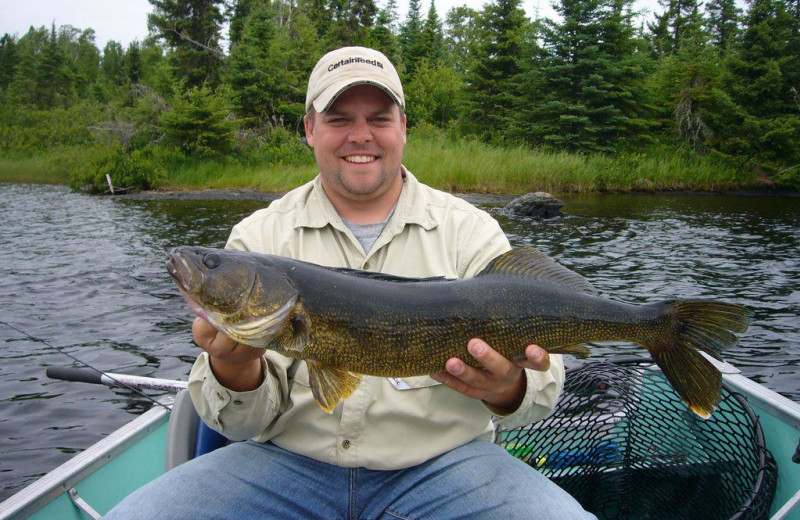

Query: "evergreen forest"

xmin=0 ymin=0 xmax=798 ymax=193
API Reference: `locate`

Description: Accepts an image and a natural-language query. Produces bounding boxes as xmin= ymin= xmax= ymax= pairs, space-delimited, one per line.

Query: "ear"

xmin=401 ymin=113 xmax=407 ymax=144
xmin=304 ymin=113 xmax=315 ymax=147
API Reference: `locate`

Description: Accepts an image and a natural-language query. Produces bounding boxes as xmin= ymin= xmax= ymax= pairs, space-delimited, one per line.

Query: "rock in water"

xmin=505 ymin=192 xmax=565 ymax=218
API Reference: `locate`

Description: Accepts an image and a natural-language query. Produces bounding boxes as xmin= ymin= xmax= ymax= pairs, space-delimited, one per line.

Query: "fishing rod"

xmin=0 ymin=320 xmax=184 ymax=410
xmin=45 ymin=366 xmax=187 ymax=394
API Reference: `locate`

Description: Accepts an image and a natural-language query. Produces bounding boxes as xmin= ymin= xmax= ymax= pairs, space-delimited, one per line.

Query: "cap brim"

xmin=311 ymin=79 xmax=404 ymax=113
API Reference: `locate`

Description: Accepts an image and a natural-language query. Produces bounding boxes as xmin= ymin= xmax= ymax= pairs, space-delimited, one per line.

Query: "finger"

xmin=432 ymin=361 xmax=487 ymax=400
xmin=191 ymin=317 xmax=217 ymax=349
xmin=514 ymin=344 xmax=550 ymax=372
xmin=467 ymin=338 xmax=519 ymax=380
xmin=192 ymin=317 xmax=239 ymax=356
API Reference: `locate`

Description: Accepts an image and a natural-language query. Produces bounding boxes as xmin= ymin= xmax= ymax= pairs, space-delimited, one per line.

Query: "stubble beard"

xmin=333 ymin=164 xmax=392 ymax=199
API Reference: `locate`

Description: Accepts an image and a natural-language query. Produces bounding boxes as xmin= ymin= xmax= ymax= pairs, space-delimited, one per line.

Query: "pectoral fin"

xmin=306 ymin=361 xmax=362 ymax=413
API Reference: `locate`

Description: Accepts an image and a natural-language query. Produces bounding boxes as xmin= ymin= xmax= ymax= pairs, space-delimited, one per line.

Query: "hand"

xmin=192 ymin=317 xmax=264 ymax=391
xmin=430 ymin=339 xmax=550 ymax=415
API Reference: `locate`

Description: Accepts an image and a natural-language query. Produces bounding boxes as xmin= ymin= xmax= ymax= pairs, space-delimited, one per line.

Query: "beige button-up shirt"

xmin=188 ymin=169 xmax=564 ymax=470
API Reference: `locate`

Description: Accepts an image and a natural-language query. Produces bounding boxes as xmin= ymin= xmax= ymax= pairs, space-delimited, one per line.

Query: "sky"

xmin=0 ymin=0 xmax=665 ymax=51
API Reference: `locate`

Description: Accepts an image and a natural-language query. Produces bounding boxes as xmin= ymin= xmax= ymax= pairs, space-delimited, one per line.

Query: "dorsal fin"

xmin=479 ymin=248 xmax=598 ymax=295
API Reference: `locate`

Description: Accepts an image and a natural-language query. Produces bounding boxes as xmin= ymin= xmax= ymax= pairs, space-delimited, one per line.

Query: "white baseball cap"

xmin=305 ymin=46 xmax=404 ymax=113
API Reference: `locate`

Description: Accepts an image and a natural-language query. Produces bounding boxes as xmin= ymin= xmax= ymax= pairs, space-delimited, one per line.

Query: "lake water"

xmin=1 ymin=183 xmax=798 ymax=501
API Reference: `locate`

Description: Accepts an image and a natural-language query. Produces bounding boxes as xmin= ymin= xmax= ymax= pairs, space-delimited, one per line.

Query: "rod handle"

xmin=46 ymin=366 xmax=103 ymax=385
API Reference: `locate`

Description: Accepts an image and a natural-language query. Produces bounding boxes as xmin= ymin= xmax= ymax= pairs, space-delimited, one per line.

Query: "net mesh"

xmin=498 ymin=358 xmax=777 ymax=520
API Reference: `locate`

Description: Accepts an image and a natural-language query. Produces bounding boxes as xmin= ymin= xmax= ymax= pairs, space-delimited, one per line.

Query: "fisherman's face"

xmin=305 ymin=84 xmax=407 ymax=213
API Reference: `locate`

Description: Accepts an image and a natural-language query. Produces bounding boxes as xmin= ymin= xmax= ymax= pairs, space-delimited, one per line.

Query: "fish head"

xmin=166 ymin=246 xmax=300 ymax=348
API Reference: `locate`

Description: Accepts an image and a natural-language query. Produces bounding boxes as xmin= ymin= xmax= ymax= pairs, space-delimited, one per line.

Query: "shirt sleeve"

xmin=491 ymin=354 xmax=565 ymax=429
xmin=186 ymin=219 xmax=291 ymax=440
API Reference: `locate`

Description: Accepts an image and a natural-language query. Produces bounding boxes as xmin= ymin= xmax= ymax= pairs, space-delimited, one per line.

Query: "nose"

xmin=348 ymin=118 xmax=372 ymax=143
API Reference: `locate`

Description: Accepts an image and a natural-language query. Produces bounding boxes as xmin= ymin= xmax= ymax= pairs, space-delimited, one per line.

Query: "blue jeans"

xmin=104 ymin=439 xmax=596 ymax=519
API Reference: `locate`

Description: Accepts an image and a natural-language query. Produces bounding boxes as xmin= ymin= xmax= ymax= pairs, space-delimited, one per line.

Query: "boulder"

xmin=504 ymin=192 xmax=565 ymax=218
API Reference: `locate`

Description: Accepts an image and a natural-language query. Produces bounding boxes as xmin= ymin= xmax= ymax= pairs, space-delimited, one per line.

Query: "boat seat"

xmin=165 ymin=389 xmax=229 ymax=471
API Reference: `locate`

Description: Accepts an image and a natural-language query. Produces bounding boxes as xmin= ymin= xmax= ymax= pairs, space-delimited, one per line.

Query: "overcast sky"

xmin=0 ymin=0 xmax=665 ymax=51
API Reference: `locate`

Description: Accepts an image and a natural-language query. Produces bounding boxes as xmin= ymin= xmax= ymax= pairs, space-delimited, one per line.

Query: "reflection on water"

xmin=1 ymin=184 xmax=798 ymax=500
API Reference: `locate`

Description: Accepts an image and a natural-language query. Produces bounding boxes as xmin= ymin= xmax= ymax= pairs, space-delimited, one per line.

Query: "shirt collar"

xmin=295 ymin=166 xmax=437 ymax=231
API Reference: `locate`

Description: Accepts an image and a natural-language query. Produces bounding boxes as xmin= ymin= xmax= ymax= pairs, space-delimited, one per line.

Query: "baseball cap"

xmin=305 ymin=46 xmax=404 ymax=113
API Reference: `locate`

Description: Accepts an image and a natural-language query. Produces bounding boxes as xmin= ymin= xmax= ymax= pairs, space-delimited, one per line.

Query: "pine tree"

xmin=125 ymin=42 xmax=143 ymax=84
xmin=62 ymin=28 xmax=101 ymax=95
xmin=371 ymin=0 xmax=401 ymax=64
xmin=399 ymin=0 xmax=425 ymax=76
xmin=462 ymin=0 xmax=527 ymax=141
xmin=723 ymin=0 xmax=800 ymax=173
xmin=327 ymin=0 xmax=377 ymax=46
xmin=404 ymin=59 xmax=463 ymax=126
xmin=443 ymin=6 xmax=480 ymax=75
xmin=523 ymin=0 xmax=651 ymax=152
xmin=160 ymin=84 xmax=236 ymax=157
xmin=34 ymin=24 xmax=75 ymax=108
xmin=266 ymin=3 xmax=323 ymax=124
xmin=227 ymin=3 xmax=278 ymax=124
xmin=0 ymin=34 xmax=19 ymax=92
xmin=705 ymin=0 xmax=741 ymax=51
xmin=647 ymin=0 xmax=706 ymax=55
xmin=420 ymin=0 xmax=444 ymax=64
xmin=101 ymin=41 xmax=126 ymax=86
xmin=227 ymin=0 xmax=321 ymax=126
xmin=147 ymin=0 xmax=226 ymax=87
xmin=228 ymin=0 xmax=260 ymax=47
xmin=297 ymin=0 xmax=332 ymax=43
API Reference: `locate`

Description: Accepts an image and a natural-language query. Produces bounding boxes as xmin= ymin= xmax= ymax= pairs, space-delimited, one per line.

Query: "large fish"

xmin=166 ymin=246 xmax=752 ymax=418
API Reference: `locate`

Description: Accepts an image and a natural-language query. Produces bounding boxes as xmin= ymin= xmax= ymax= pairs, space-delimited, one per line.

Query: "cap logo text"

xmin=328 ymin=57 xmax=384 ymax=72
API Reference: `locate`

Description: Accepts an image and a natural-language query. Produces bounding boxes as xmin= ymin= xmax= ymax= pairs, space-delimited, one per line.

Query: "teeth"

xmin=345 ymin=155 xmax=375 ymax=163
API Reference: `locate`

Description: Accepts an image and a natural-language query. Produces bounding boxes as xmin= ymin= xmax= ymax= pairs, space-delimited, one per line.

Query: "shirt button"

xmin=216 ymin=392 xmax=224 ymax=400
xmin=341 ymin=439 xmax=351 ymax=450
xmin=233 ymin=399 xmax=243 ymax=405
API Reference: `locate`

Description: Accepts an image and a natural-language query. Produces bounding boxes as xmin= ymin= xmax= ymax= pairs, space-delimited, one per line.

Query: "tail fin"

xmin=648 ymin=300 xmax=752 ymax=419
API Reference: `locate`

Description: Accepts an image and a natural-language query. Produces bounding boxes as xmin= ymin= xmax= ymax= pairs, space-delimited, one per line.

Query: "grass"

xmin=403 ymin=129 xmax=757 ymax=194
xmin=0 ymin=130 xmax=763 ymax=195
xmin=158 ymin=159 xmax=318 ymax=192
xmin=0 ymin=147 xmax=93 ymax=184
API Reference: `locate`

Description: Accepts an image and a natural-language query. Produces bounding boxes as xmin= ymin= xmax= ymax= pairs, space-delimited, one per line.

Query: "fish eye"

xmin=203 ymin=252 xmax=222 ymax=269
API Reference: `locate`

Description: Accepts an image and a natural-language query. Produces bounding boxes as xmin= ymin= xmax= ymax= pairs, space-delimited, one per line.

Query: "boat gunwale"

xmin=0 ymin=399 xmax=172 ymax=520
xmin=722 ymin=372 xmax=800 ymax=430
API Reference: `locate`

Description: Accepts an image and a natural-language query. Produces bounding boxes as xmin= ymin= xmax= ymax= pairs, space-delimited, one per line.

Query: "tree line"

xmin=0 ymin=0 xmax=798 ymax=190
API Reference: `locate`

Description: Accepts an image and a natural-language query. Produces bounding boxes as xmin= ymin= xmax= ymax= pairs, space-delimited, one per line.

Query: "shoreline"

xmin=115 ymin=186 xmax=799 ymax=203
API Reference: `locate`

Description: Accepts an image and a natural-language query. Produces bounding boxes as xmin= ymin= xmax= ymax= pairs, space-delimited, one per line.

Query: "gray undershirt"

xmin=342 ymin=207 xmax=396 ymax=254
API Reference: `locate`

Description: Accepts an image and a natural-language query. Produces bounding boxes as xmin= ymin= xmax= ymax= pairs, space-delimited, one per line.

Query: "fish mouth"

xmin=166 ymin=253 xmax=210 ymax=321
xmin=166 ymin=253 xmax=203 ymax=293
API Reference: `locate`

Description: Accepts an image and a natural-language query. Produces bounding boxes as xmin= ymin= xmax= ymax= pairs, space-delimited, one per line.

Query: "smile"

xmin=344 ymin=155 xmax=377 ymax=164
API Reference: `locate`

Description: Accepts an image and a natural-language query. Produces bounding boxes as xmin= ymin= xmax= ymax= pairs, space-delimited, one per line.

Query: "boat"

xmin=1 ymin=357 xmax=798 ymax=520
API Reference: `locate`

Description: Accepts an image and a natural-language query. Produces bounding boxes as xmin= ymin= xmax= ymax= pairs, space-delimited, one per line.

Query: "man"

xmin=106 ymin=46 xmax=595 ymax=519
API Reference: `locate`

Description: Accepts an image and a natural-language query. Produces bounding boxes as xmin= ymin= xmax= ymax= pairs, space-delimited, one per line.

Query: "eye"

xmin=203 ymin=252 xmax=222 ymax=269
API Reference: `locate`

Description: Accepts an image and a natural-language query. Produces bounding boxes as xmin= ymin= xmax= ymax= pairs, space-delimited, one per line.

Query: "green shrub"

xmin=776 ymin=165 xmax=800 ymax=190
xmin=159 ymin=85 xmax=237 ymax=159
xmin=236 ymin=125 xmax=313 ymax=166
xmin=69 ymin=145 xmax=166 ymax=193
xmin=0 ymin=100 xmax=104 ymax=152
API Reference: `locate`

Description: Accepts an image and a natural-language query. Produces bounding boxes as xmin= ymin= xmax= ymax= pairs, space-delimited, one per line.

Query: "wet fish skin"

xmin=166 ymin=246 xmax=752 ymax=417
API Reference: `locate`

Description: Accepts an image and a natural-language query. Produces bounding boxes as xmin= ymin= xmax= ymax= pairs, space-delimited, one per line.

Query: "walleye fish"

xmin=166 ymin=246 xmax=752 ymax=418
